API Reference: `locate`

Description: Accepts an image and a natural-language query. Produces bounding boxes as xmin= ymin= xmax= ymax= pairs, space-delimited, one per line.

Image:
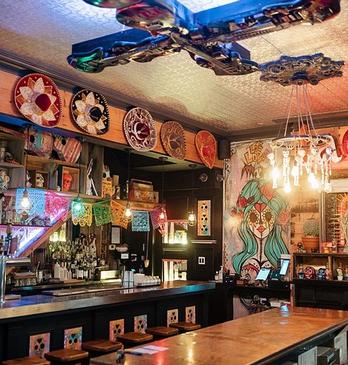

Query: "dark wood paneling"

xmin=0 ymin=288 xmax=213 ymax=361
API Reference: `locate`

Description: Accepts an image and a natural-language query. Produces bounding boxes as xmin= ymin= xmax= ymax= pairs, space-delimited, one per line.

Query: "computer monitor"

xmin=279 ymin=259 xmax=290 ymax=276
xmin=255 ymin=267 xmax=271 ymax=281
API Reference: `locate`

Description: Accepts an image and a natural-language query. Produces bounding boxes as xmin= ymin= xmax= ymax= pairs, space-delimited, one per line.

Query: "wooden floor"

xmin=91 ymin=307 xmax=348 ymax=365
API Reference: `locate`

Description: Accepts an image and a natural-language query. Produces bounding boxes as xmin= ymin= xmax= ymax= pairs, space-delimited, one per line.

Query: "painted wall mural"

xmin=224 ymin=141 xmax=290 ymax=280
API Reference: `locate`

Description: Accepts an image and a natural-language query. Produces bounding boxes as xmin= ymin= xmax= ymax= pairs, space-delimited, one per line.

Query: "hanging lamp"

xmin=21 ymin=128 xmax=32 ymax=211
xmin=260 ymin=53 xmax=345 ymax=194
xmin=158 ymin=156 xmax=168 ymax=223
xmin=187 ymin=164 xmax=197 ymax=227
xmin=124 ymin=148 xmax=132 ymax=218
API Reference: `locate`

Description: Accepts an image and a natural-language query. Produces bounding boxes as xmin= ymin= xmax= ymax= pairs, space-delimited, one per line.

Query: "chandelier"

xmin=261 ymin=54 xmax=344 ymax=194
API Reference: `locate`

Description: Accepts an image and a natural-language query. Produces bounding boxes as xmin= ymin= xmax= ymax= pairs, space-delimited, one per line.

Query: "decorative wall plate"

xmin=123 ymin=107 xmax=157 ymax=151
xmin=14 ymin=73 xmax=62 ymax=127
xmin=195 ymin=130 xmax=217 ymax=169
xmin=71 ymin=89 xmax=109 ymax=135
xmin=160 ymin=121 xmax=186 ymax=160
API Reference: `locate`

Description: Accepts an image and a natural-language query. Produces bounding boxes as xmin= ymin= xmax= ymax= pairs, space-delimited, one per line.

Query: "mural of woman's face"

xmin=247 ymin=202 xmax=275 ymax=239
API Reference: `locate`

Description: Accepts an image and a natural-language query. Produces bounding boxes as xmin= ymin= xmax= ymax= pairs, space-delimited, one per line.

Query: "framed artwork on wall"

xmin=197 ymin=199 xmax=211 ymax=237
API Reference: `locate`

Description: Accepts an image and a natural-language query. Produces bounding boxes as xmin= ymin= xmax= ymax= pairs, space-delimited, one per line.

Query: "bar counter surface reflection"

xmin=91 ymin=307 xmax=348 ymax=365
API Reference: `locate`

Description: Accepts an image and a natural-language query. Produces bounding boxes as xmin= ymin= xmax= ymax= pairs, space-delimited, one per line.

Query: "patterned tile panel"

xmin=29 ymin=333 xmax=50 ymax=358
xmin=167 ymin=309 xmax=179 ymax=327
xmin=109 ymin=319 xmax=125 ymax=342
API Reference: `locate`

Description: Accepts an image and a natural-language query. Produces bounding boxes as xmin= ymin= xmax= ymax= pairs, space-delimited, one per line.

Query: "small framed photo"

xmin=58 ymin=166 xmax=80 ymax=193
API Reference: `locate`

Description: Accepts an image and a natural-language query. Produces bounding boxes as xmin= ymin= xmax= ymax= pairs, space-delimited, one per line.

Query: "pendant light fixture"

xmin=21 ymin=128 xmax=32 ymax=211
xmin=20 ymin=188 xmax=31 ymax=210
xmin=72 ymin=155 xmax=83 ymax=214
xmin=124 ymin=148 xmax=132 ymax=218
xmin=260 ymin=53 xmax=344 ymax=194
xmin=158 ymin=156 xmax=168 ymax=222
xmin=187 ymin=164 xmax=197 ymax=227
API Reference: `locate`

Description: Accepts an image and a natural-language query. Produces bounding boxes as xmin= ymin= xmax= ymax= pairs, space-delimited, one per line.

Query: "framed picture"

xmin=58 ymin=166 xmax=80 ymax=193
xmin=111 ymin=226 xmax=121 ymax=244
xmin=197 ymin=199 xmax=211 ymax=237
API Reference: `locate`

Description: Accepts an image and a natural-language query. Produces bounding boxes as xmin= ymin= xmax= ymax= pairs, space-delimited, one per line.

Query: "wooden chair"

xmin=82 ymin=339 xmax=122 ymax=357
xmin=169 ymin=322 xmax=201 ymax=332
xmin=146 ymin=326 xmax=179 ymax=338
xmin=2 ymin=357 xmax=50 ymax=365
xmin=44 ymin=349 xmax=88 ymax=365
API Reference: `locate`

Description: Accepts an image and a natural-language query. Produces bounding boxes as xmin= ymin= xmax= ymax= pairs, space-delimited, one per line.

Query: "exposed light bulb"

xmin=324 ymin=182 xmax=332 ymax=193
xmin=73 ymin=198 xmax=83 ymax=214
xmin=284 ymin=182 xmax=291 ymax=194
xmin=308 ymin=172 xmax=320 ymax=189
xmin=159 ymin=211 xmax=165 ymax=220
xmin=271 ymin=167 xmax=279 ymax=188
xmin=21 ymin=189 xmax=31 ymax=210
xmin=188 ymin=211 xmax=196 ymax=227
xmin=125 ymin=204 xmax=132 ymax=218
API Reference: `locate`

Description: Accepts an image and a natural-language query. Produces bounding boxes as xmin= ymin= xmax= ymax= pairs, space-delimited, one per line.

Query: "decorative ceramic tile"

xmin=109 ymin=319 xmax=125 ymax=342
xmin=132 ymin=211 xmax=150 ymax=232
xmin=29 ymin=333 xmax=50 ymax=358
xmin=185 ymin=306 xmax=196 ymax=324
xmin=167 ymin=309 xmax=179 ymax=327
xmin=134 ymin=315 xmax=147 ymax=334
xmin=197 ymin=200 xmax=211 ymax=236
xmin=64 ymin=327 xmax=82 ymax=350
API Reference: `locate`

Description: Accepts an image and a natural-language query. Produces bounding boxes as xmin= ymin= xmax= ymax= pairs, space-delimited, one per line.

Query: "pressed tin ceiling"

xmin=0 ymin=0 xmax=348 ymax=137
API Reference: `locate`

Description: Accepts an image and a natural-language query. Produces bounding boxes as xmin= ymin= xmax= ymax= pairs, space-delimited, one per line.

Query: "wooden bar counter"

xmin=0 ymin=281 xmax=215 ymax=361
xmin=92 ymin=307 xmax=348 ymax=365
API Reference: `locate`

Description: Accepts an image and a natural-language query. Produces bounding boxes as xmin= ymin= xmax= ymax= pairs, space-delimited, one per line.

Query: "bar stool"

xmin=82 ymin=340 xmax=122 ymax=357
xmin=2 ymin=357 xmax=50 ymax=365
xmin=44 ymin=349 xmax=88 ymax=365
xmin=117 ymin=332 xmax=153 ymax=347
xmin=146 ymin=326 xmax=179 ymax=338
xmin=169 ymin=322 xmax=201 ymax=332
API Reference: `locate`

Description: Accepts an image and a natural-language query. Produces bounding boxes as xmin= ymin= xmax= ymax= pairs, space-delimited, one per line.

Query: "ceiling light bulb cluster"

xmin=268 ymin=143 xmax=333 ymax=194
xmin=267 ymin=83 xmax=335 ymax=194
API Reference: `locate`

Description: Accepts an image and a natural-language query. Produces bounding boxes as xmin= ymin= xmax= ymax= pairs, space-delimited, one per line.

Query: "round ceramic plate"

xmin=195 ymin=130 xmax=217 ymax=169
xmin=123 ymin=107 xmax=157 ymax=151
xmin=14 ymin=73 xmax=62 ymax=128
xmin=160 ymin=121 xmax=186 ymax=160
xmin=71 ymin=89 xmax=109 ymax=135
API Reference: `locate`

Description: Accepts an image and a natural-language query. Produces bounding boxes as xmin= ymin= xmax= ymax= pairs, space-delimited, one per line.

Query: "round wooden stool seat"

xmin=44 ymin=349 xmax=88 ymax=363
xmin=2 ymin=356 xmax=50 ymax=365
xmin=82 ymin=340 xmax=122 ymax=353
xmin=169 ymin=322 xmax=201 ymax=332
xmin=146 ymin=326 xmax=179 ymax=337
xmin=117 ymin=332 xmax=153 ymax=345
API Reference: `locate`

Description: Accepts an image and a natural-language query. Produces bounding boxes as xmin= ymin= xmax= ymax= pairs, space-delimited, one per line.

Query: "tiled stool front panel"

xmin=134 ymin=315 xmax=147 ymax=334
xmin=109 ymin=319 xmax=124 ymax=342
xmin=185 ymin=306 xmax=196 ymax=324
xmin=64 ymin=327 xmax=82 ymax=350
xmin=29 ymin=333 xmax=50 ymax=358
xmin=167 ymin=309 xmax=179 ymax=327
